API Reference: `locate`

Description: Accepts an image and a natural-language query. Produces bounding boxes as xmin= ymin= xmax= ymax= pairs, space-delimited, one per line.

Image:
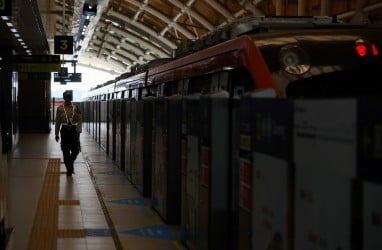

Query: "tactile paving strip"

xmin=27 ymin=158 xmax=84 ymax=250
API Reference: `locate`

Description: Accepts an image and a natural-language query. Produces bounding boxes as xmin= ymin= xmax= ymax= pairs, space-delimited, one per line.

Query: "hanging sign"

xmin=54 ymin=35 xmax=74 ymax=54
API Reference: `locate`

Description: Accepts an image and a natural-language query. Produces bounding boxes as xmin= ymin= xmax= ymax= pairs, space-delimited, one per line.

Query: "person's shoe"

xmin=66 ymin=172 xmax=72 ymax=176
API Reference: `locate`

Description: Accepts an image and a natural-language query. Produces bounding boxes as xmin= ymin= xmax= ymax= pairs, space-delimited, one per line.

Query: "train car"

xmin=81 ymin=16 xmax=382 ymax=250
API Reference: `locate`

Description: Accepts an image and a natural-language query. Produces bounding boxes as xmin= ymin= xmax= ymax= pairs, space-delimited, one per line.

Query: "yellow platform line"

xmin=27 ymin=158 xmax=84 ymax=250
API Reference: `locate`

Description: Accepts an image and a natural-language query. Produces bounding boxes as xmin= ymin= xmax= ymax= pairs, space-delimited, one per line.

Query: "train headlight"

xmin=279 ymin=45 xmax=310 ymax=75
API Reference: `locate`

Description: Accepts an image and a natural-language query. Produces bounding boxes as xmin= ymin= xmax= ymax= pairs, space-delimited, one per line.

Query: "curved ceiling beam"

xmin=87 ymin=50 xmax=129 ymax=71
xmin=122 ymin=0 xmax=196 ymax=39
xmin=205 ymin=0 xmax=234 ymax=21
xmin=167 ymin=0 xmax=215 ymax=31
xmin=106 ymin=9 xmax=177 ymax=50
xmin=78 ymin=51 xmax=126 ymax=73
xmin=91 ymin=33 xmax=141 ymax=57
xmin=91 ymin=28 xmax=158 ymax=62
xmin=236 ymin=0 xmax=264 ymax=17
xmin=96 ymin=46 xmax=133 ymax=66
xmin=159 ymin=0 xmax=204 ymax=38
xmin=97 ymin=20 xmax=171 ymax=58
xmin=90 ymin=37 xmax=154 ymax=64
xmin=89 ymin=42 xmax=134 ymax=64
xmin=54 ymin=1 xmax=74 ymax=35
xmin=133 ymin=0 xmax=149 ymax=21
xmin=337 ymin=2 xmax=382 ymax=20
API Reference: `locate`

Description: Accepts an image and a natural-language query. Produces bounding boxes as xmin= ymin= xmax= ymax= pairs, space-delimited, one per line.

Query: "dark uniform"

xmin=55 ymin=91 xmax=82 ymax=176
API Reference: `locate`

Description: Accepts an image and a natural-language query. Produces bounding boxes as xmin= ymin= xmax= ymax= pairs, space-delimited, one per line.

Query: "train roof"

xmin=86 ymin=15 xmax=382 ymax=97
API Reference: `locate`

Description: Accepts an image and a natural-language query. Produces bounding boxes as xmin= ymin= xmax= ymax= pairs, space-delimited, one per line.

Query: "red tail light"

xmin=355 ymin=39 xmax=379 ymax=58
xmin=356 ymin=44 xmax=367 ymax=57
xmin=371 ymin=43 xmax=379 ymax=56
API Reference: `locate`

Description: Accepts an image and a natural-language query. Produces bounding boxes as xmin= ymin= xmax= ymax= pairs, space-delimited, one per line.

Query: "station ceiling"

xmin=1 ymin=0 xmax=382 ymax=75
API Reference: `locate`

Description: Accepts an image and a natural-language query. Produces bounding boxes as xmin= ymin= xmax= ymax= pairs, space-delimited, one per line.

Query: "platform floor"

xmin=6 ymin=131 xmax=186 ymax=250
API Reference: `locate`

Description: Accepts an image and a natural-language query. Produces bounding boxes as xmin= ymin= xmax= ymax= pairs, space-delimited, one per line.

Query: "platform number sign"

xmin=54 ymin=36 xmax=73 ymax=55
xmin=0 ymin=0 xmax=11 ymax=16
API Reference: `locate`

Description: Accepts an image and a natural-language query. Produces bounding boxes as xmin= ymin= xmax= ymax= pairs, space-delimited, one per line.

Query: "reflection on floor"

xmin=6 ymin=132 xmax=185 ymax=250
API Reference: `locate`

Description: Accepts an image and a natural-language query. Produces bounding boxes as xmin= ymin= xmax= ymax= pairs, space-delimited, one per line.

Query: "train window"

xmin=286 ymin=67 xmax=382 ymax=98
xmin=228 ymin=67 xmax=256 ymax=96
xmin=140 ymin=88 xmax=147 ymax=99
xmin=131 ymin=89 xmax=138 ymax=99
xmin=219 ymin=71 xmax=229 ymax=91
xmin=157 ymin=83 xmax=164 ymax=97
xmin=177 ymin=80 xmax=185 ymax=95
xmin=163 ymin=81 xmax=179 ymax=96
xmin=211 ymin=73 xmax=219 ymax=92
xmin=144 ymin=85 xmax=157 ymax=97
xmin=188 ymin=74 xmax=212 ymax=94
xmin=181 ymin=69 xmax=252 ymax=97
xmin=182 ymin=79 xmax=189 ymax=96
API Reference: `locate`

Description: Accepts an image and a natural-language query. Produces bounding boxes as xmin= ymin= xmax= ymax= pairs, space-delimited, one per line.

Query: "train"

xmin=80 ymin=16 xmax=382 ymax=250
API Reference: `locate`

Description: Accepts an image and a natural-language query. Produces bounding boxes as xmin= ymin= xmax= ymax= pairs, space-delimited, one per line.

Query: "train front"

xmin=250 ymin=21 xmax=382 ymax=98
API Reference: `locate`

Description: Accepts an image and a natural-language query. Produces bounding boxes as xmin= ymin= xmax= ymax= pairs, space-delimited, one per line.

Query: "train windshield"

xmin=251 ymin=26 xmax=382 ymax=98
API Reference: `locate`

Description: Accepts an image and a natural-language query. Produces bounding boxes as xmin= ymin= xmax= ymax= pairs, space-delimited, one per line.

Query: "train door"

xmin=115 ymin=97 xmax=125 ymax=170
xmin=107 ymin=98 xmax=116 ymax=161
xmin=152 ymin=81 xmax=182 ymax=224
xmin=181 ymin=72 xmax=228 ymax=250
xmin=293 ymin=99 xmax=357 ymax=250
xmin=152 ymin=95 xmax=165 ymax=217
xmin=94 ymin=100 xmax=99 ymax=140
xmin=134 ymin=94 xmax=143 ymax=192
xmin=129 ymin=91 xmax=138 ymax=184
xmin=182 ymin=68 xmax=257 ymax=250
xmin=100 ymin=98 xmax=108 ymax=152
xmin=80 ymin=101 xmax=86 ymax=132
xmin=135 ymin=88 xmax=153 ymax=197
xmin=89 ymin=100 xmax=97 ymax=139
xmin=86 ymin=101 xmax=90 ymax=133
xmin=197 ymin=72 xmax=232 ymax=250
xmin=180 ymin=79 xmax=190 ymax=244
xmin=85 ymin=101 xmax=90 ymax=133
xmin=358 ymin=100 xmax=382 ymax=250
xmin=124 ymin=94 xmax=133 ymax=181
xmin=239 ymin=97 xmax=294 ymax=250
xmin=181 ymin=90 xmax=200 ymax=250
xmin=87 ymin=101 xmax=90 ymax=133
xmin=95 ymin=100 xmax=100 ymax=144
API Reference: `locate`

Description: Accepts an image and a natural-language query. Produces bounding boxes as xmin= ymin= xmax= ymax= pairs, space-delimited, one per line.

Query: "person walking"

xmin=55 ymin=90 xmax=82 ymax=176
